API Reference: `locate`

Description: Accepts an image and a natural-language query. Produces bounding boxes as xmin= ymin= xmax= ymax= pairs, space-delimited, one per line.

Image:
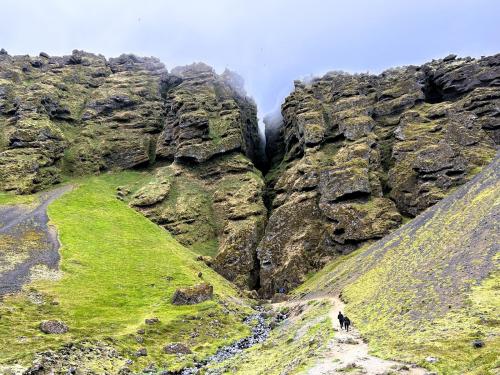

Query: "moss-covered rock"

xmin=0 ymin=50 xmax=166 ymax=192
xmin=260 ymin=54 xmax=499 ymax=297
xmin=156 ymin=63 xmax=263 ymax=167
xmin=130 ymin=153 xmax=267 ymax=289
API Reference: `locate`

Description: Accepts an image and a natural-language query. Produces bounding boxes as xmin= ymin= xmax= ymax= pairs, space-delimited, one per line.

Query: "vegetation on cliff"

xmin=259 ymin=53 xmax=499 ymax=296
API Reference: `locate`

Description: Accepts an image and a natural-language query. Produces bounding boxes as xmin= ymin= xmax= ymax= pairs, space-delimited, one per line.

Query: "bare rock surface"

xmin=0 ymin=185 xmax=72 ymax=296
xmin=39 ymin=320 xmax=68 ymax=334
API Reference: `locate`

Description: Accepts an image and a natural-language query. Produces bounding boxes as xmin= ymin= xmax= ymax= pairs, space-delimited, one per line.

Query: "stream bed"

xmin=176 ymin=307 xmax=287 ymax=375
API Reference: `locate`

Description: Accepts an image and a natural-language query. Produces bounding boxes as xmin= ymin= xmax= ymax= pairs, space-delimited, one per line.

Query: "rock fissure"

xmin=1 ymin=50 xmax=499 ymax=298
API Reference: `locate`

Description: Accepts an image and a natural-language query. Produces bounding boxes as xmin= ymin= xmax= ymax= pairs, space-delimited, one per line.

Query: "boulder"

xmin=163 ymin=343 xmax=192 ymax=355
xmin=39 ymin=320 xmax=68 ymax=334
xmin=472 ymin=339 xmax=485 ymax=348
xmin=144 ymin=317 xmax=159 ymax=325
xmin=172 ymin=283 xmax=213 ymax=305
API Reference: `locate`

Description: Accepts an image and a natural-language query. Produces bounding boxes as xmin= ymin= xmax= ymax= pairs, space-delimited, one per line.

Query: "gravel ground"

xmin=0 ymin=185 xmax=72 ymax=297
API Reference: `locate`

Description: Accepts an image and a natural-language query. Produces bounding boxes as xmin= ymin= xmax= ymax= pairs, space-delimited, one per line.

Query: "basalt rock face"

xmin=0 ymin=50 xmax=166 ymax=193
xmin=156 ymin=63 xmax=263 ymax=167
xmin=0 ymin=51 xmax=267 ymax=290
xmin=1 ymin=50 xmax=499 ymax=297
xmin=129 ymin=64 xmax=266 ymax=289
xmin=259 ymin=54 xmax=499 ymax=297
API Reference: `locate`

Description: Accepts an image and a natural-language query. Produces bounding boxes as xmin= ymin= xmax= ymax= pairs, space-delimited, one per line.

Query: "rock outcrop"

xmin=130 ymin=154 xmax=266 ymax=289
xmin=156 ymin=63 xmax=262 ymax=166
xmin=129 ymin=65 xmax=266 ymax=289
xmin=0 ymin=50 xmax=165 ymax=193
xmin=259 ymin=54 xmax=499 ymax=296
xmin=172 ymin=283 xmax=214 ymax=305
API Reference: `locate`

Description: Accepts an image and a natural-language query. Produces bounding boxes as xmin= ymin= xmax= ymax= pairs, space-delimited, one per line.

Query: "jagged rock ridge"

xmin=0 ymin=51 xmax=262 ymax=193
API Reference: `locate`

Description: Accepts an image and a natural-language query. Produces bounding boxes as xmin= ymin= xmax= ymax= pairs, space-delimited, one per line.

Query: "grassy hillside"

xmin=295 ymin=154 xmax=500 ymax=374
xmin=0 ymin=172 xmax=252 ymax=373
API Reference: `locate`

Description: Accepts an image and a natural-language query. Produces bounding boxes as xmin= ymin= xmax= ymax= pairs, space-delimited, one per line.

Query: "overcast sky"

xmin=1 ymin=0 xmax=499 ymax=118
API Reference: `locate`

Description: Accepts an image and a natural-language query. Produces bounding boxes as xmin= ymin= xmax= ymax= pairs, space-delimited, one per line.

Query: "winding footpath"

xmin=304 ymin=296 xmax=428 ymax=375
xmin=0 ymin=185 xmax=72 ymax=296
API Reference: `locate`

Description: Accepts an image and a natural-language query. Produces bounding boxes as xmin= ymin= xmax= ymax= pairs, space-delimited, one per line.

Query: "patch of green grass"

xmin=190 ymin=239 xmax=219 ymax=257
xmin=0 ymin=191 xmax=38 ymax=206
xmin=0 ymin=171 xmax=251 ymax=372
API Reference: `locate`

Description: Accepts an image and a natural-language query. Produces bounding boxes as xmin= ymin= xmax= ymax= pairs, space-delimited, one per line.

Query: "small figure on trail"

xmin=344 ymin=316 xmax=351 ymax=332
xmin=337 ymin=311 xmax=344 ymax=329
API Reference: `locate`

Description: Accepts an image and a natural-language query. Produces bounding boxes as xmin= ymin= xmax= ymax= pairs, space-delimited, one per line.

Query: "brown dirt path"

xmin=279 ymin=296 xmax=429 ymax=375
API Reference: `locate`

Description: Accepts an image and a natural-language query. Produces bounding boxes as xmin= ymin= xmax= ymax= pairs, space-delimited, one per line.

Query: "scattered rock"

xmin=257 ymin=53 xmax=499 ymax=297
xmin=39 ymin=320 xmax=69 ymax=334
xmin=163 ymin=343 xmax=192 ymax=355
xmin=425 ymin=356 xmax=439 ymax=363
xmin=336 ymin=337 xmax=358 ymax=345
xmin=144 ymin=318 xmax=159 ymax=325
xmin=172 ymin=283 xmax=213 ymax=305
xmin=472 ymin=339 xmax=485 ymax=348
xmin=135 ymin=348 xmax=147 ymax=357
xmin=143 ymin=363 xmax=157 ymax=373
xmin=271 ymin=293 xmax=289 ymax=303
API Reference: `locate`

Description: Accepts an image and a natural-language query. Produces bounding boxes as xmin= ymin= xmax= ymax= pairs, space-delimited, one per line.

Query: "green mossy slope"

xmin=295 ymin=154 xmax=500 ymax=374
xmin=0 ymin=172 xmax=252 ymax=373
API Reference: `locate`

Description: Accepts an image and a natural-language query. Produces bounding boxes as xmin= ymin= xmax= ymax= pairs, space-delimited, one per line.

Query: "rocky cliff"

xmin=128 ymin=63 xmax=266 ymax=290
xmin=0 ymin=50 xmax=167 ymax=193
xmin=0 ymin=50 xmax=266 ymax=289
xmin=0 ymin=51 xmax=262 ymax=193
xmin=259 ymin=54 xmax=499 ymax=296
xmin=1 ymin=49 xmax=499 ymax=297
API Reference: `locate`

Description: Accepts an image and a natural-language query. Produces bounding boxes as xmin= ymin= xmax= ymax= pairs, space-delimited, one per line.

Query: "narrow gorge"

xmin=1 ymin=50 xmax=499 ymax=299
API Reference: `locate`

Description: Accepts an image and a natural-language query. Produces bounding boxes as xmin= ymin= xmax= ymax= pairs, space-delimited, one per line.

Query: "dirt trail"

xmin=0 ymin=185 xmax=72 ymax=296
xmin=289 ymin=296 xmax=429 ymax=375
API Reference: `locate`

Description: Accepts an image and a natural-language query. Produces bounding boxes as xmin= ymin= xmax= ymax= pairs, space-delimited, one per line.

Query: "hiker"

xmin=337 ymin=311 xmax=344 ymax=329
xmin=344 ymin=316 xmax=351 ymax=332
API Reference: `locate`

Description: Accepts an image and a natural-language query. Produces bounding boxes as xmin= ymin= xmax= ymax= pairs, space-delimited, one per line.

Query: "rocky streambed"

xmin=177 ymin=307 xmax=287 ymax=375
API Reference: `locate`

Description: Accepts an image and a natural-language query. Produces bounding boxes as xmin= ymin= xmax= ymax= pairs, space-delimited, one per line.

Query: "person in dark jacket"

xmin=344 ymin=316 xmax=351 ymax=332
xmin=337 ymin=311 xmax=344 ymax=329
